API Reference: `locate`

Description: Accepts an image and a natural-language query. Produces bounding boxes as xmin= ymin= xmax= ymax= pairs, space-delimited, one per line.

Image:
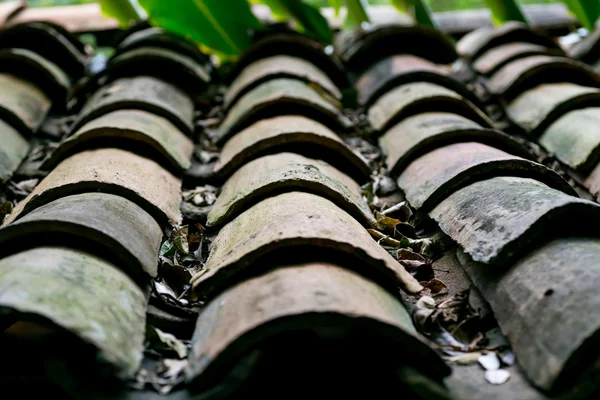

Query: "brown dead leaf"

xmin=420 ymin=279 xmax=449 ymax=296
xmin=375 ymin=211 xmax=401 ymax=232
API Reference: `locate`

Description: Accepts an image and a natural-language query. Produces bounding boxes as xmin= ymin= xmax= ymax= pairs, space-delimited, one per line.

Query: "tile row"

xmin=0 ymin=26 xmax=205 ymax=387
xmin=181 ymin=31 xmax=453 ymax=395
xmin=346 ymin=22 xmax=600 ymax=398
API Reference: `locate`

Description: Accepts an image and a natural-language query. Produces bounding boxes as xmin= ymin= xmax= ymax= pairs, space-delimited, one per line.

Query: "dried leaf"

xmin=182 ymin=185 xmax=218 ymax=206
xmin=381 ymin=200 xmax=413 ymax=221
xmin=485 ymin=369 xmax=511 ymax=385
xmin=396 ymin=248 xmax=425 ymax=261
xmin=478 ymin=352 xmax=501 ymax=371
xmin=375 ymin=211 xmax=401 ymax=232
xmin=153 ymin=328 xmax=189 ymax=359
xmin=0 ymin=201 xmax=13 ymax=219
xmin=368 ymin=229 xmax=403 ymax=247
xmin=420 ymin=279 xmax=449 ymax=296
xmin=413 ymin=296 xmax=436 ymax=329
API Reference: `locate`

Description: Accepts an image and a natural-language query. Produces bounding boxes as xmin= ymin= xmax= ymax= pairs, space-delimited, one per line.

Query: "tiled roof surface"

xmin=0 ymin=11 xmax=599 ymax=400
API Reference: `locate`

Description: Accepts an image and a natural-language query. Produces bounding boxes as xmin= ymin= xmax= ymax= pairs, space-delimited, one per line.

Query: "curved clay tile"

xmin=473 ymin=42 xmax=563 ymax=76
xmin=0 ymin=119 xmax=28 ymax=183
xmin=0 ymin=73 xmax=50 ymax=134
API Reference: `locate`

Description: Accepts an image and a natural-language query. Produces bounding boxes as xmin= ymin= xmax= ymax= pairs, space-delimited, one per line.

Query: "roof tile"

xmin=430 ymin=176 xmax=600 ymax=265
xmin=225 ymin=55 xmax=341 ymax=109
xmin=473 ymin=42 xmax=562 ymax=76
xmin=217 ymin=78 xmax=350 ymax=144
xmin=214 ymin=115 xmax=371 ymax=182
xmin=368 ymin=81 xmax=492 ymax=133
xmin=207 ymin=152 xmax=374 ymax=228
xmin=0 ymin=192 xmax=162 ymax=285
xmin=186 ymin=262 xmax=448 ymax=388
xmin=0 ymin=246 xmax=147 ymax=379
xmin=71 ymin=76 xmax=194 ymax=136
xmin=0 ymin=119 xmax=28 ymax=183
xmin=398 ymin=142 xmax=574 ymax=211
xmin=379 ymin=111 xmax=529 ymax=176
xmin=0 ymin=72 xmax=50 ymax=134
xmin=43 ymin=109 xmax=193 ymax=171
xmin=459 ymin=237 xmax=600 ymax=392
xmin=192 ymin=191 xmax=423 ymax=297
xmin=6 ymin=148 xmax=182 ymax=227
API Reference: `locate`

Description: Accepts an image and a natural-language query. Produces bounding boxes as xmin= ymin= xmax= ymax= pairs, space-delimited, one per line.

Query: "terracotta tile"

xmin=0 ymin=246 xmax=147 ymax=379
xmin=0 ymin=21 xmax=88 ymax=78
xmin=71 ymin=76 xmax=194 ymax=136
xmin=108 ymin=46 xmax=210 ymax=93
xmin=473 ymin=42 xmax=562 ymax=76
xmin=380 ymin=112 xmax=530 ymax=177
xmin=338 ymin=25 xmax=457 ymax=73
xmin=368 ymin=82 xmax=492 ymax=133
xmin=0 ymin=48 xmax=70 ymax=105
xmin=225 ymin=55 xmax=341 ymax=109
xmin=0 ymin=119 xmax=28 ymax=183
xmin=430 ymin=176 xmax=600 ymax=265
xmin=208 ymin=152 xmax=374 ymax=228
xmin=43 ymin=109 xmax=193 ymax=172
xmin=0 ymin=1 xmax=25 ymax=25
xmin=116 ymin=27 xmax=211 ymax=68
xmin=192 ymin=192 xmax=423 ymax=296
xmin=399 ymin=142 xmax=574 ymax=211
xmin=217 ymin=78 xmax=351 ymax=145
xmin=456 ymin=21 xmax=561 ymax=61
xmin=357 ymin=54 xmax=477 ymax=107
xmin=7 ymin=148 xmax=182 ymax=227
xmin=507 ymin=83 xmax=600 ymax=137
xmin=459 ymin=237 xmax=600 ymax=392
xmin=540 ymin=108 xmax=600 ymax=172
xmin=187 ymin=262 xmax=449 ymax=387
xmin=229 ymin=32 xmax=348 ymax=90
xmin=0 ymin=193 xmax=162 ymax=285
xmin=0 ymin=73 xmax=51 ymax=134
xmin=568 ymin=28 xmax=600 ymax=63
xmin=486 ymin=55 xmax=600 ymax=101
xmin=215 ymin=115 xmax=370 ymax=182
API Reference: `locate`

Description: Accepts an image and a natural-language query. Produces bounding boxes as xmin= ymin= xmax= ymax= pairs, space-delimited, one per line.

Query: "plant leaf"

xmin=99 ymin=0 xmax=143 ymax=27
xmin=392 ymin=0 xmax=437 ymax=28
xmin=329 ymin=0 xmax=343 ymax=16
xmin=138 ymin=0 xmax=263 ymax=57
xmin=344 ymin=0 xmax=369 ymax=29
xmin=255 ymin=0 xmax=333 ymax=43
xmin=482 ymin=0 xmax=528 ymax=25
xmin=563 ymin=0 xmax=600 ymax=30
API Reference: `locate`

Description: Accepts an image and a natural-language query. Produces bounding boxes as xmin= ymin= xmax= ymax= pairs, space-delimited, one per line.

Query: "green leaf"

xmin=392 ymin=0 xmax=437 ymax=28
xmin=344 ymin=0 xmax=369 ymax=29
xmin=329 ymin=0 xmax=343 ymax=16
xmin=563 ymin=0 xmax=600 ymax=30
xmin=99 ymin=0 xmax=143 ymax=28
xmin=255 ymin=0 xmax=333 ymax=43
xmin=138 ymin=0 xmax=263 ymax=57
xmin=482 ymin=0 xmax=528 ymax=25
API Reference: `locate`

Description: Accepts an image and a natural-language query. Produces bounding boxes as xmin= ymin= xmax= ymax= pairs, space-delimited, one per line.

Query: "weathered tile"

xmin=215 ymin=115 xmax=371 ymax=182
xmin=117 ymin=27 xmax=211 ymax=67
xmin=108 ymin=46 xmax=210 ymax=92
xmin=368 ymin=82 xmax=492 ymax=133
xmin=456 ymin=21 xmax=561 ymax=61
xmin=217 ymin=78 xmax=351 ymax=144
xmin=0 ymin=246 xmax=147 ymax=378
xmin=458 ymin=237 xmax=600 ymax=392
xmin=540 ymin=108 xmax=600 ymax=172
xmin=229 ymin=32 xmax=348 ymax=91
xmin=357 ymin=54 xmax=476 ymax=106
xmin=430 ymin=177 xmax=600 ymax=265
xmin=0 ymin=1 xmax=25 ymax=24
xmin=0 ymin=73 xmax=51 ymax=134
xmin=0 ymin=119 xmax=29 ymax=183
xmin=0 ymin=21 xmax=88 ymax=78
xmin=507 ymin=83 xmax=600 ymax=137
xmin=208 ymin=152 xmax=374 ymax=228
xmin=487 ymin=55 xmax=600 ymax=101
xmin=44 ymin=109 xmax=193 ymax=171
xmin=7 ymin=148 xmax=182 ymax=227
xmin=339 ymin=24 xmax=457 ymax=73
xmin=0 ymin=48 xmax=70 ymax=104
xmin=192 ymin=192 xmax=423 ymax=296
xmin=187 ymin=262 xmax=449 ymax=388
xmin=380 ymin=112 xmax=531 ymax=177
xmin=0 ymin=193 xmax=162 ymax=285
xmin=71 ymin=76 xmax=194 ymax=136
xmin=225 ymin=55 xmax=341 ymax=109
xmin=398 ymin=142 xmax=575 ymax=211
xmin=473 ymin=42 xmax=562 ymax=76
